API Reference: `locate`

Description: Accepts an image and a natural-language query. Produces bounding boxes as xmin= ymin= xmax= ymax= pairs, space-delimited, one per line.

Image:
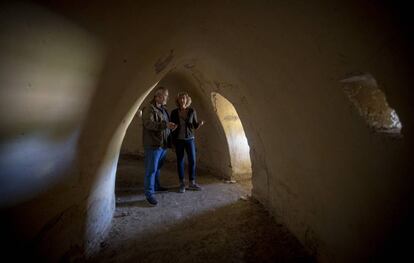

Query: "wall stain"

xmin=154 ymin=49 xmax=174 ymax=74
xmin=183 ymin=59 xmax=196 ymax=69
xmin=188 ymin=69 xmax=212 ymax=97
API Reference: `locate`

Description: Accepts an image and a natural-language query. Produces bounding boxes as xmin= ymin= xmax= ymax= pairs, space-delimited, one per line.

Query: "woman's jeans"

xmin=144 ymin=147 xmax=167 ymax=198
xmin=175 ymin=138 xmax=196 ymax=182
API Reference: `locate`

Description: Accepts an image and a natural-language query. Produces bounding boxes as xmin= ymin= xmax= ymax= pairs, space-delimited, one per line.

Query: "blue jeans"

xmin=144 ymin=147 xmax=167 ymax=198
xmin=175 ymin=138 xmax=196 ymax=182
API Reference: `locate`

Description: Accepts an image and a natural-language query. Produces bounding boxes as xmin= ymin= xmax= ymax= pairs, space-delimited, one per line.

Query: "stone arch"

xmin=82 ymin=60 xmax=269 ymax=255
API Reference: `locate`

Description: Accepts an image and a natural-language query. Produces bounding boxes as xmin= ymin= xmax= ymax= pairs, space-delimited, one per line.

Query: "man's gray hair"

xmin=154 ymin=86 xmax=168 ymax=97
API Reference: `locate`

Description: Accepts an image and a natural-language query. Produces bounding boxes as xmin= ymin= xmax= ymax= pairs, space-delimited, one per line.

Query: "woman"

xmin=170 ymin=92 xmax=205 ymax=193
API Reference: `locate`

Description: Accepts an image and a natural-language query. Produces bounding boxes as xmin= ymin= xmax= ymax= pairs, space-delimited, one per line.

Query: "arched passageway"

xmin=115 ymin=70 xmax=251 ymax=205
xmin=95 ymin=72 xmax=313 ymax=262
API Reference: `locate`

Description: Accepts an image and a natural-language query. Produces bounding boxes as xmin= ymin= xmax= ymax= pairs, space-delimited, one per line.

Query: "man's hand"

xmin=167 ymin=122 xmax=177 ymax=130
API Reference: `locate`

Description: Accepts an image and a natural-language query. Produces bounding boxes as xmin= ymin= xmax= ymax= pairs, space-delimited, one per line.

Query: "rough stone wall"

xmin=341 ymin=73 xmax=402 ymax=134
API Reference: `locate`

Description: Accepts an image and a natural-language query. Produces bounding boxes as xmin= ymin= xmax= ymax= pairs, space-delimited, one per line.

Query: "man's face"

xmin=162 ymin=90 xmax=169 ymax=105
xmin=155 ymin=90 xmax=169 ymax=105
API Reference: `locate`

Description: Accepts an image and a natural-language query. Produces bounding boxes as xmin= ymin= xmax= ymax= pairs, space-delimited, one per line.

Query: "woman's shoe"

xmin=188 ymin=181 xmax=202 ymax=191
xmin=146 ymin=195 xmax=158 ymax=206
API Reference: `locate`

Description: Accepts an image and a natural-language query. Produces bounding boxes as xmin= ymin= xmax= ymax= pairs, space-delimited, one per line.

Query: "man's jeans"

xmin=144 ymin=147 xmax=167 ymax=198
xmin=175 ymin=138 xmax=196 ymax=182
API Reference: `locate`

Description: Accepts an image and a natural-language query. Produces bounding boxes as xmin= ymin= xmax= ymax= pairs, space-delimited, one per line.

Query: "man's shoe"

xmin=188 ymin=181 xmax=202 ymax=191
xmin=146 ymin=195 xmax=158 ymax=206
xmin=155 ymin=186 xmax=168 ymax=192
xmin=179 ymin=183 xmax=186 ymax=193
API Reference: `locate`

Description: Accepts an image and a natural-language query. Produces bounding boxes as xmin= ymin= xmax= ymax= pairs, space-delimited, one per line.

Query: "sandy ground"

xmin=89 ymin=155 xmax=315 ymax=263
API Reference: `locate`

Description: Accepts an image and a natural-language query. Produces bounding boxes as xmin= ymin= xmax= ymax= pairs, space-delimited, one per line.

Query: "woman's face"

xmin=179 ymin=95 xmax=187 ymax=108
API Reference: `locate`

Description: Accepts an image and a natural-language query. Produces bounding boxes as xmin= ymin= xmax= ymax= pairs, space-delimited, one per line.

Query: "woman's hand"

xmin=197 ymin=120 xmax=205 ymax=129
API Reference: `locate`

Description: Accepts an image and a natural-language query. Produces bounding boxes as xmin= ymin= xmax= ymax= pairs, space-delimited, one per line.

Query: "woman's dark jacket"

xmin=170 ymin=107 xmax=200 ymax=142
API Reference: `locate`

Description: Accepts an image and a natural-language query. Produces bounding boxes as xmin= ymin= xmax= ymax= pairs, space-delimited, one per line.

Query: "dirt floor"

xmin=89 ymin=155 xmax=315 ymax=263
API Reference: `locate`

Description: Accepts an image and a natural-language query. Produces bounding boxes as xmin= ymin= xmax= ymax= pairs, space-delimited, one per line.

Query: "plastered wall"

xmin=0 ymin=1 xmax=413 ymax=262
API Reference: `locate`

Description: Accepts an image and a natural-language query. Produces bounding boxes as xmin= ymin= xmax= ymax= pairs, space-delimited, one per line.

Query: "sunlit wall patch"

xmin=340 ymin=73 xmax=402 ymax=137
xmin=211 ymin=92 xmax=252 ymax=180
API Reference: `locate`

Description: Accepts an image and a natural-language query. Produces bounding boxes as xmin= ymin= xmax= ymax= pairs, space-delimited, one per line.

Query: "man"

xmin=142 ymin=87 xmax=176 ymax=205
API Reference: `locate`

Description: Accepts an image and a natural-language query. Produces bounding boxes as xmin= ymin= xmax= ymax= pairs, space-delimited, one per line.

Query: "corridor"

xmin=91 ymin=156 xmax=314 ymax=263
xmin=1 ymin=1 xmax=413 ymax=262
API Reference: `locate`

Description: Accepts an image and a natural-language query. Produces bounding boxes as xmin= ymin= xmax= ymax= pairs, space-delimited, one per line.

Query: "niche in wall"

xmin=340 ymin=73 xmax=402 ymax=137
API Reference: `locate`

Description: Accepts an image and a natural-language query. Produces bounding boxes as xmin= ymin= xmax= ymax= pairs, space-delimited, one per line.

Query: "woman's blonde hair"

xmin=175 ymin=92 xmax=192 ymax=108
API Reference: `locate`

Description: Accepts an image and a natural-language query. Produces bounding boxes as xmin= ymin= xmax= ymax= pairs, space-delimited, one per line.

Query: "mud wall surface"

xmin=0 ymin=1 xmax=413 ymax=262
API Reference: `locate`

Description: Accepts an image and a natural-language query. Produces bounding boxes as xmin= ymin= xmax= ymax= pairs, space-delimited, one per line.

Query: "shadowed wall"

xmin=0 ymin=1 xmax=413 ymax=262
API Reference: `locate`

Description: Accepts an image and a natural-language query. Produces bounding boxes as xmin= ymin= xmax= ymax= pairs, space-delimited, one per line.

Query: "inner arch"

xmin=211 ymin=92 xmax=252 ymax=182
